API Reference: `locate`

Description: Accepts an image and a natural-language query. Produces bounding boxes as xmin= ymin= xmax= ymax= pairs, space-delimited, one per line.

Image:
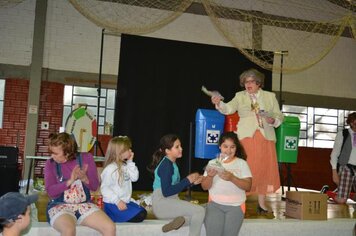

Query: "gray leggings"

xmin=204 ymin=201 xmax=244 ymax=236
xmin=152 ymin=189 xmax=205 ymax=236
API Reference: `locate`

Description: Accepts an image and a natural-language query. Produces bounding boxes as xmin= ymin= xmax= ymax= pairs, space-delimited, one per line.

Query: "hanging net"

xmin=0 ymin=0 xmax=25 ymax=8
xmin=69 ymin=0 xmax=355 ymax=73
xmin=69 ymin=0 xmax=194 ymax=35
xmin=201 ymin=0 xmax=355 ymax=73
xmin=3 ymin=0 xmax=353 ymax=73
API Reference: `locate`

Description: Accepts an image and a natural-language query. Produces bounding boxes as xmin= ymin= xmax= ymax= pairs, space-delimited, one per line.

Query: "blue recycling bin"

xmin=195 ymin=109 xmax=225 ymax=159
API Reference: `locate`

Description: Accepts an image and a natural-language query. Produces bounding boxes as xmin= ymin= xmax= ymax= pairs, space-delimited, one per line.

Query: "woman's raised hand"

xmin=211 ymin=95 xmax=222 ymax=105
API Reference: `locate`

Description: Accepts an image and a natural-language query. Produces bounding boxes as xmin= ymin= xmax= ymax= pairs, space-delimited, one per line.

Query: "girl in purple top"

xmin=44 ymin=132 xmax=115 ymax=236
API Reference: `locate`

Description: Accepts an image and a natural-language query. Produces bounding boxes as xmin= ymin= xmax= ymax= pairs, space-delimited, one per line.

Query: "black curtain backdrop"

xmin=114 ymin=34 xmax=273 ymax=191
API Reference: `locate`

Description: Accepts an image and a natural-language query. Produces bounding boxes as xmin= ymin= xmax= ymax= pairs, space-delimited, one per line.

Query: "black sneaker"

xmin=320 ymin=185 xmax=329 ymax=194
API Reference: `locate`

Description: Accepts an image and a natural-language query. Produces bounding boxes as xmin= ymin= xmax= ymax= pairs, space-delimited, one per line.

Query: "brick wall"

xmin=34 ymin=81 xmax=64 ymax=177
xmin=0 ymin=79 xmax=64 ymax=178
xmin=0 ymin=79 xmax=29 ymax=172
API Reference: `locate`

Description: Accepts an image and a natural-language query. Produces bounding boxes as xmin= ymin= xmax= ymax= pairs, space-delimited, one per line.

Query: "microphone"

xmin=274 ymin=51 xmax=289 ymax=55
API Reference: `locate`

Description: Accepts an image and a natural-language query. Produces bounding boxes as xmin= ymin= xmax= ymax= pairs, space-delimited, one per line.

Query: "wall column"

xmin=23 ymin=0 xmax=47 ymax=179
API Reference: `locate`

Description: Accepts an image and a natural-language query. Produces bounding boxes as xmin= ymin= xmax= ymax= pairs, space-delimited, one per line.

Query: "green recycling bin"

xmin=275 ymin=116 xmax=300 ymax=163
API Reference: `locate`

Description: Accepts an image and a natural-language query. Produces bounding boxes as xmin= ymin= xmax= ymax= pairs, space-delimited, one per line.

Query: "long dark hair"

xmin=147 ymin=134 xmax=179 ymax=173
xmin=218 ymin=132 xmax=247 ymax=160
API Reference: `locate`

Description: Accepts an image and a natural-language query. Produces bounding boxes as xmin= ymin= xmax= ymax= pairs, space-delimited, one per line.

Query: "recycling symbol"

xmin=284 ymin=136 xmax=297 ymax=150
xmin=206 ymin=130 xmax=220 ymax=145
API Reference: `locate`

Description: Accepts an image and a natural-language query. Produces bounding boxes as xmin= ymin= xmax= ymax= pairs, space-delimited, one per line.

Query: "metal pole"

xmin=26 ymin=159 xmax=33 ymax=194
xmin=276 ymin=51 xmax=287 ymax=195
xmin=94 ymin=28 xmax=105 ymax=156
xmin=185 ymin=122 xmax=193 ymax=201
xmin=279 ymin=53 xmax=284 ymax=110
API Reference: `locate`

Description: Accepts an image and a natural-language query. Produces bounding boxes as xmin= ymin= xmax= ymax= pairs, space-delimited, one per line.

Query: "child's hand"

xmin=77 ymin=164 xmax=89 ymax=184
xmin=218 ymin=170 xmax=234 ymax=181
xmin=206 ymin=169 xmax=217 ymax=177
xmin=71 ymin=165 xmax=81 ymax=179
xmin=128 ymin=151 xmax=134 ymax=161
xmin=117 ymin=200 xmax=127 ymax=211
xmin=67 ymin=165 xmax=80 ymax=186
xmin=123 ymin=149 xmax=134 ymax=162
xmin=187 ymin=172 xmax=200 ymax=183
xmin=77 ymin=164 xmax=88 ymax=176
xmin=193 ymin=175 xmax=203 ymax=185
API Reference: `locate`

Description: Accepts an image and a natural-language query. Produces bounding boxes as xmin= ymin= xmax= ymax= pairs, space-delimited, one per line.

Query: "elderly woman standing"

xmin=211 ymin=68 xmax=284 ymax=214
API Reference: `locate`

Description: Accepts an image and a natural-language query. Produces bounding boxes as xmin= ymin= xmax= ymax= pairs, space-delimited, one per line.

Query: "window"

xmin=282 ymin=105 xmax=355 ymax=148
xmin=63 ymin=85 xmax=116 ymax=135
xmin=0 ymin=79 xmax=5 ymax=128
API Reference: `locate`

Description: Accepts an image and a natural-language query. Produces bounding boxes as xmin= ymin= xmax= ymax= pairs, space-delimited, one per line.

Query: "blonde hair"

xmin=104 ymin=136 xmax=132 ymax=185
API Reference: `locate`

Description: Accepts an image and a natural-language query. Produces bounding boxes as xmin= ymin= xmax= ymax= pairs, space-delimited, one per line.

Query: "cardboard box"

xmin=285 ymin=191 xmax=327 ymax=220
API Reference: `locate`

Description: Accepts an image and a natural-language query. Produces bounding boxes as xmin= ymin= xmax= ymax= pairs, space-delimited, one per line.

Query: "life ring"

xmin=65 ymin=107 xmax=97 ymax=152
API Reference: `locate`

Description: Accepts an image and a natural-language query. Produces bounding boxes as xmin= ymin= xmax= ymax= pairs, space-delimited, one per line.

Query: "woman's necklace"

xmin=250 ymin=93 xmax=264 ymax=128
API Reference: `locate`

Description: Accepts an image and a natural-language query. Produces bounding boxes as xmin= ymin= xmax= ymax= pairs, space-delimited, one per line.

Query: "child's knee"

xmin=106 ymin=221 xmax=116 ymax=235
xmin=99 ymin=220 xmax=116 ymax=235
xmin=58 ymin=225 xmax=76 ymax=235
xmin=196 ymin=205 xmax=206 ymax=217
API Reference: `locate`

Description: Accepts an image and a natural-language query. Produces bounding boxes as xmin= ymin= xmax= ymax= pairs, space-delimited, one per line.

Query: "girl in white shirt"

xmin=201 ymin=132 xmax=252 ymax=236
xmin=101 ymin=136 xmax=147 ymax=222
